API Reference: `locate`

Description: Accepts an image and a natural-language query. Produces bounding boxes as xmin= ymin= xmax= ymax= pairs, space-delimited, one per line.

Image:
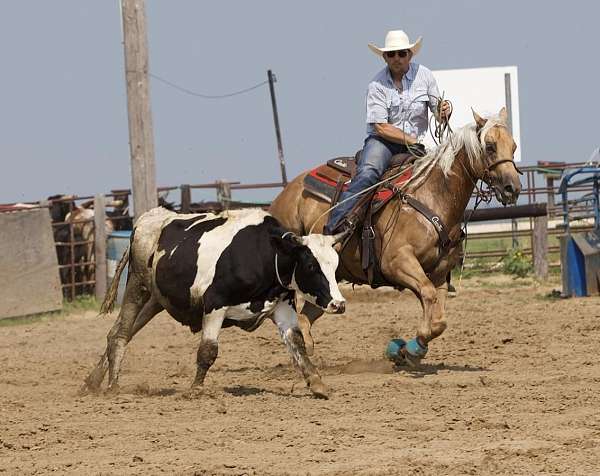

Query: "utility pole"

xmin=121 ymin=0 xmax=157 ymax=222
xmin=267 ymin=70 xmax=288 ymax=186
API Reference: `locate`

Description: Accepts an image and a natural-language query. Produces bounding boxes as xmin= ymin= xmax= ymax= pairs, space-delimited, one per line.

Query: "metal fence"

xmin=3 ymin=163 xmax=597 ymax=299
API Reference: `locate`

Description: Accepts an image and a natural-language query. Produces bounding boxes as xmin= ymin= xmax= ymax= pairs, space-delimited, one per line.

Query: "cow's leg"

xmin=271 ymin=300 xmax=328 ymax=399
xmin=82 ymin=297 xmax=163 ymax=393
xmin=191 ymin=309 xmax=225 ymax=389
xmin=105 ymin=276 xmax=154 ymax=392
xmin=383 ymin=248 xmax=439 ymax=365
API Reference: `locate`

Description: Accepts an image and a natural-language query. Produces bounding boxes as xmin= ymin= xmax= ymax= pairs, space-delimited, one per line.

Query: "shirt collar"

xmin=385 ymin=62 xmax=417 ymax=85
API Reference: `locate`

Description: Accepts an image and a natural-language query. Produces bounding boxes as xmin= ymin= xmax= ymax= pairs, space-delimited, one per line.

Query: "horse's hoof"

xmin=401 ymin=350 xmax=424 ymax=368
xmin=447 ymin=283 xmax=458 ymax=298
xmin=399 ymin=338 xmax=428 ymax=367
xmin=308 ymin=376 xmax=329 ymax=400
xmin=386 ymin=338 xmax=407 ymax=363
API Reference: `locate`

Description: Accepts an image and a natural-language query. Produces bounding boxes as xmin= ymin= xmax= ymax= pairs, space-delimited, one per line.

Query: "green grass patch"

xmin=0 ymin=295 xmax=100 ymax=327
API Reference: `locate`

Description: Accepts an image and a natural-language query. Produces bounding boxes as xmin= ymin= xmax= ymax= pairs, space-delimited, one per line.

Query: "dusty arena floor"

xmin=2 ymin=275 xmax=600 ymax=475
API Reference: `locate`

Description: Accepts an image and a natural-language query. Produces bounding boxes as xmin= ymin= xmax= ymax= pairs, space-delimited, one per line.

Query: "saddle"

xmin=303 ymin=150 xmax=463 ymax=288
xmin=304 ymin=151 xmax=415 ymax=204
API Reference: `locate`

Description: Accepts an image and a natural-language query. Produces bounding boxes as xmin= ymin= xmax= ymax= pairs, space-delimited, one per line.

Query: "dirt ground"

xmin=2 ymin=276 xmax=600 ymax=475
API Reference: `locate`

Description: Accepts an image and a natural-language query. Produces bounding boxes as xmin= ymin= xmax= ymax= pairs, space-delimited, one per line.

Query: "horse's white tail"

xmin=99 ymin=245 xmax=130 ymax=316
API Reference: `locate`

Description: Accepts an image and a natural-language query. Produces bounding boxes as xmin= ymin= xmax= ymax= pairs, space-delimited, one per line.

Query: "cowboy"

xmin=325 ymin=30 xmax=451 ymax=234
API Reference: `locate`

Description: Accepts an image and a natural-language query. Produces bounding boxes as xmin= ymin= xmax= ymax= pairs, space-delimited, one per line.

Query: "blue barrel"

xmin=106 ymin=231 xmax=132 ymax=305
xmin=560 ymin=234 xmax=587 ymax=297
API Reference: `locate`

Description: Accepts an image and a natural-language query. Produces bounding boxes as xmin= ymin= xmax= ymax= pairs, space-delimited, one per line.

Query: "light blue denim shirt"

xmin=366 ymin=63 xmax=440 ymax=140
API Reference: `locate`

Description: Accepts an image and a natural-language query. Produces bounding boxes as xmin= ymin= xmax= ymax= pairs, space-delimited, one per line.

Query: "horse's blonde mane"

xmin=412 ymin=114 xmax=505 ymax=178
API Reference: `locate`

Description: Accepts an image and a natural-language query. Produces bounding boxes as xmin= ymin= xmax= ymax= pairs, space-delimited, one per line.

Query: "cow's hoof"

xmin=308 ymin=376 xmax=329 ymax=400
xmin=181 ymin=386 xmax=205 ymax=400
xmin=105 ymin=383 xmax=120 ymax=395
xmin=78 ymin=383 xmax=100 ymax=396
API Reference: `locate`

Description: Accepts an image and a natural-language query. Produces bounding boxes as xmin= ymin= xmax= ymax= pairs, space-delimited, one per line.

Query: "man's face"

xmin=383 ymin=49 xmax=412 ymax=76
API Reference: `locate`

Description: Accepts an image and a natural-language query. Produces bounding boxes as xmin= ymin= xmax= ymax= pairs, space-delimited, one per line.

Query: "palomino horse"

xmin=269 ymin=108 xmax=521 ymax=364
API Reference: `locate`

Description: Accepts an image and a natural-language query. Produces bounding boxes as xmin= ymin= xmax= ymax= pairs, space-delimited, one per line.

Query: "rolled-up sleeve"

xmin=365 ymin=82 xmax=388 ymax=124
xmin=427 ymin=74 xmax=441 ymax=114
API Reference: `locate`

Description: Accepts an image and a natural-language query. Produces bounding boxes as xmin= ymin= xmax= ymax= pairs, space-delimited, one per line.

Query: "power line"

xmin=149 ymin=73 xmax=268 ymax=99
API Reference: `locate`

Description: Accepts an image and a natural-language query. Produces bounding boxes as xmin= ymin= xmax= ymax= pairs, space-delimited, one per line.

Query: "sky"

xmin=1 ymin=1 xmax=598 ymax=204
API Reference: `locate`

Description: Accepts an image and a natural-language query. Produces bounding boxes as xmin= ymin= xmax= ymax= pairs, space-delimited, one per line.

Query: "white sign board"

xmin=427 ymin=66 xmax=521 ymax=162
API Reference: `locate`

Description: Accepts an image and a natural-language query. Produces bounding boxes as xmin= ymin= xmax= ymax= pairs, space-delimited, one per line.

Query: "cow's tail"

xmin=99 ymin=245 xmax=130 ymax=316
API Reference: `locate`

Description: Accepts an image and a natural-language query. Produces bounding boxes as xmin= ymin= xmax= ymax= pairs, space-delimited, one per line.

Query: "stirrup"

xmin=325 ymin=216 xmax=357 ymax=236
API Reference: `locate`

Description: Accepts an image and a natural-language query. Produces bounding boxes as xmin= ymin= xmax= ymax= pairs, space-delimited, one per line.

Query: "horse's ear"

xmin=472 ymin=108 xmax=487 ymax=129
xmin=498 ymin=106 xmax=508 ymax=124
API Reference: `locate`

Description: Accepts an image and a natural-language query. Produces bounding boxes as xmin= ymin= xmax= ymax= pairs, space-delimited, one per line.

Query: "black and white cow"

xmin=83 ymin=207 xmax=347 ymax=399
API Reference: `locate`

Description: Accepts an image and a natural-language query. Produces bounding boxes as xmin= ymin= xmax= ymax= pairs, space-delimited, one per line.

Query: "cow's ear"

xmin=270 ymin=232 xmax=303 ymax=255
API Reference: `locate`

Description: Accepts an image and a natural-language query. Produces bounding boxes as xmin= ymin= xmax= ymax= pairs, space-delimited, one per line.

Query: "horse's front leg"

xmin=383 ymin=248 xmax=440 ymax=365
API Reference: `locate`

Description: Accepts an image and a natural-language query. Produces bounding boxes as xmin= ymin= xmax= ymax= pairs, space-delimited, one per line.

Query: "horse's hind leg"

xmin=430 ymin=282 xmax=449 ymax=340
xmin=296 ymin=301 xmax=325 ymax=356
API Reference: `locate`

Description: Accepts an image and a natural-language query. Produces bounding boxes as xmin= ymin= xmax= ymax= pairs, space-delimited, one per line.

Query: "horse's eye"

xmin=486 ymin=143 xmax=496 ymax=153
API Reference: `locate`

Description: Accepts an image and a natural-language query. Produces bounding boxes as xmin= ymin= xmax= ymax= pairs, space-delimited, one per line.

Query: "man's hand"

xmin=438 ymin=100 xmax=451 ymax=122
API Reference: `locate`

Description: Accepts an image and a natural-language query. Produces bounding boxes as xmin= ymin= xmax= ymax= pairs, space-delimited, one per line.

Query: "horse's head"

xmin=472 ymin=107 xmax=521 ymax=205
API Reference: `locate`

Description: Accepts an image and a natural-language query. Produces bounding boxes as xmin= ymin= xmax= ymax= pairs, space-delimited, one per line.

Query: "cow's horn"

xmin=331 ymin=228 xmax=352 ymax=244
xmin=282 ymin=231 xmax=303 ymax=245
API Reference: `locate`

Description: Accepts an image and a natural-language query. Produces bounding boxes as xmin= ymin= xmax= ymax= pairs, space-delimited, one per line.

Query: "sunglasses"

xmin=384 ymin=49 xmax=409 ymax=59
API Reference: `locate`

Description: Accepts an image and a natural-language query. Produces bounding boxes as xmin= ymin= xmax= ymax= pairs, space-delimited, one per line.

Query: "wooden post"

xmin=180 ymin=184 xmax=191 ymax=213
xmin=216 ymin=180 xmax=232 ymax=210
xmin=94 ymin=194 xmax=107 ymax=301
xmin=121 ymin=0 xmax=157 ymax=223
xmin=504 ymin=73 xmax=513 ymax=135
xmin=546 ymin=176 xmax=555 ymax=216
xmin=533 ymin=214 xmax=548 ymax=280
xmin=268 ymin=70 xmax=288 ymax=186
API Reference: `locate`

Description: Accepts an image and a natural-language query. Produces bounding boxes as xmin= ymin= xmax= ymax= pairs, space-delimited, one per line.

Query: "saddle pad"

xmin=304 ymin=162 xmax=413 ymax=204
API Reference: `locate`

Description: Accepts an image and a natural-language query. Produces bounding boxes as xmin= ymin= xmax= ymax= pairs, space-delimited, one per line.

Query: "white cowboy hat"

xmin=368 ymin=30 xmax=422 ymax=57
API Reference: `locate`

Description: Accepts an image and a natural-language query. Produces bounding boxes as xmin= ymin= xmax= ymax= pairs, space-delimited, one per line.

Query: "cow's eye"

xmin=306 ymin=262 xmax=317 ymax=272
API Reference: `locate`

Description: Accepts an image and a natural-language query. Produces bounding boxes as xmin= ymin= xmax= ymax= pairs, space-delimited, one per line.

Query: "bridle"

xmin=478 ymin=124 xmax=523 ymax=185
xmin=483 ymin=157 xmax=523 ymax=178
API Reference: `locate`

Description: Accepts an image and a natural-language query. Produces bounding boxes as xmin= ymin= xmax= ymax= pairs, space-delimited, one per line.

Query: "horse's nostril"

xmin=504 ymin=184 xmax=514 ymax=195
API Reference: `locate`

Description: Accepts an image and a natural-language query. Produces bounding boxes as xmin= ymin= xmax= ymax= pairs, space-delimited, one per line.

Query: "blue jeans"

xmin=326 ymin=137 xmax=409 ymax=232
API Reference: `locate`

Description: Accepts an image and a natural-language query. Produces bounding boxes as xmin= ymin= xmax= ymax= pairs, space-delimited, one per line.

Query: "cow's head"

xmin=272 ymin=232 xmax=346 ymax=314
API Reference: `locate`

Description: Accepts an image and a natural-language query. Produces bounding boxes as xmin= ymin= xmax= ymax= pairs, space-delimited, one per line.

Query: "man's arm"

xmin=373 ymin=123 xmax=418 ymax=145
